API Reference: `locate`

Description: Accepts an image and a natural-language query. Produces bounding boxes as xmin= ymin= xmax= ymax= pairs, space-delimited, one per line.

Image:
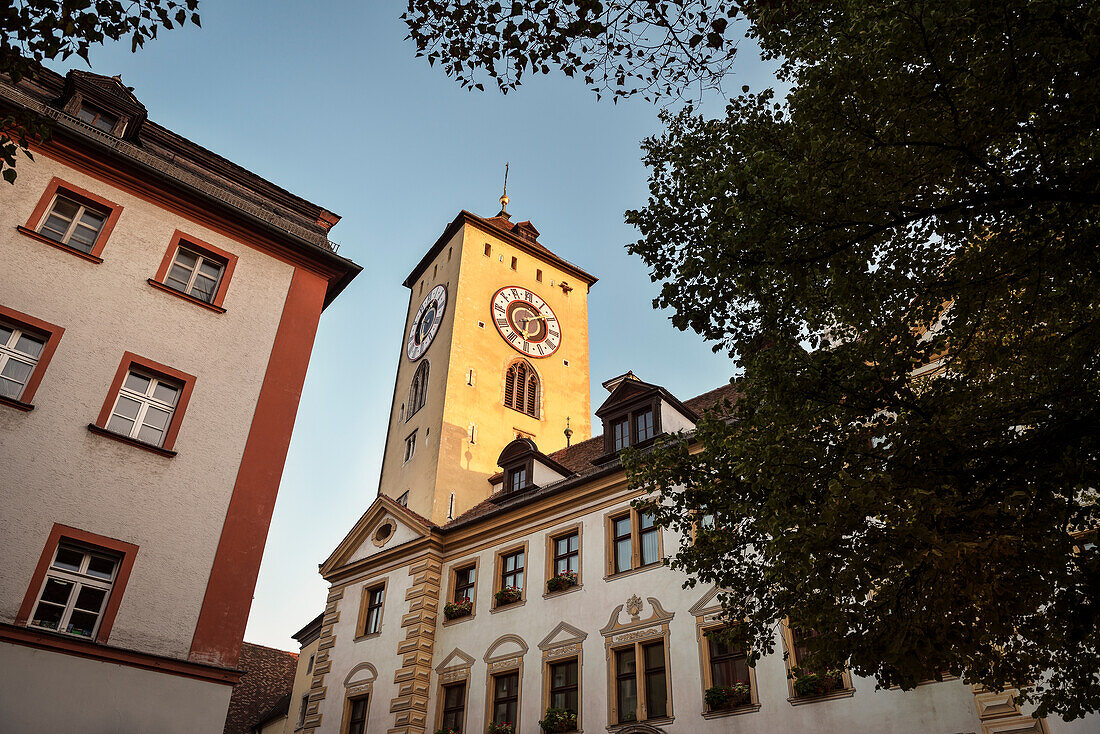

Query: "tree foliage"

xmin=1 ymin=0 xmax=200 ymax=182
xmin=402 ymin=1 xmax=740 ymax=100
xmin=405 ymin=0 xmax=1100 ymax=720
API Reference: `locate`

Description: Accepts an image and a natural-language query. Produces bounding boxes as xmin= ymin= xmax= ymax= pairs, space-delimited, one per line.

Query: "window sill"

xmin=147 ymin=279 xmax=227 ymax=313
xmin=787 ymin=687 xmax=856 ymax=706
xmin=354 ymin=631 xmax=382 ymax=642
xmin=16 ymin=226 xmax=104 ymax=263
xmin=87 ymin=423 xmax=177 ymax=457
xmin=702 ymin=703 xmax=761 ymax=719
xmin=544 ymin=583 xmax=583 ymax=600
xmin=490 ymin=599 xmax=527 ymax=614
xmin=604 ymin=562 xmax=662 ymax=583
xmin=442 ymin=613 xmax=476 ymax=627
xmin=0 ymin=394 xmax=34 ymax=412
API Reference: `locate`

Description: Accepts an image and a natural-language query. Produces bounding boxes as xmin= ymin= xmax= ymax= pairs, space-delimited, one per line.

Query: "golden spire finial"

xmin=498 ymin=162 xmax=510 ymax=218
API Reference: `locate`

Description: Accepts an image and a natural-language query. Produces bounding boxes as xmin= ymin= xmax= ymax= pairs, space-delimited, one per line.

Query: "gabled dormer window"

xmin=507 ymin=465 xmax=528 ymax=493
xmin=612 ymin=418 xmax=629 ymax=451
xmin=634 ymin=408 xmax=655 ymax=443
xmin=603 ymin=402 xmax=661 ymax=454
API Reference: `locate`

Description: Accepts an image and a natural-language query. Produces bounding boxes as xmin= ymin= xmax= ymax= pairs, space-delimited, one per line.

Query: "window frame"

xmin=149 ymin=230 xmax=238 ymax=312
xmin=77 ymin=101 xmax=121 ymax=133
xmin=406 ymin=360 xmax=430 ymax=422
xmin=444 ymin=558 xmax=479 ymax=626
xmin=546 ymin=656 xmax=580 ymax=731
xmin=15 ymin=523 xmax=139 ymax=645
xmin=403 ymin=431 xmax=417 ymax=464
xmin=601 ymin=398 xmax=664 ymax=456
xmin=89 ymin=351 xmax=196 ymax=456
xmin=544 ymin=523 xmax=583 ymax=597
xmin=340 ymin=692 xmax=371 ymax=734
xmin=439 ymin=679 xmax=468 ymax=733
xmin=492 ymin=541 xmax=529 ymax=612
xmin=0 ymin=304 xmax=64 ymax=410
xmin=605 ymin=507 xmax=664 ymax=579
xmin=609 ymin=638 xmax=672 ymax=725
xmin=503 ymin=359 xmax=541 ymax=419
xmin=697 ymin=623 xmax=760 ymax=717
xmin=780 ymin=619 xmax=854 ymax=704
xmin=356 ymin=580 xmax=387 ymax=640
xmin=489 ymin=669 xmax=521 ymax=731
xmin=20 ymin=177 xmax=123 ymax=263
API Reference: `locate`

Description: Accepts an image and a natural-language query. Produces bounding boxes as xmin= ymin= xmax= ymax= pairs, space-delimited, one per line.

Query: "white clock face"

xmin=406 ymin=284 xmax=446 ymax=361
xmin=491 ymin=286 xmax=560 ymax=358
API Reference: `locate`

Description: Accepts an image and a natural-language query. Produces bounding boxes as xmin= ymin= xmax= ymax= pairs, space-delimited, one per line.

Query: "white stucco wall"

xmin=0 ymin=641 xmax=232 ymax=734
xmin=0 ymin=152 xmax=295 ymax=659
xmin=660 ymin=401 xmax=695 ymax=435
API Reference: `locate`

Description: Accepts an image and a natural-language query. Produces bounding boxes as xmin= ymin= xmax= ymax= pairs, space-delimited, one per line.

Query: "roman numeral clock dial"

xmin=406 ymin=284 xmax=446 ymax=360
xmin=491 ymin=286 xmax=560 ymax=358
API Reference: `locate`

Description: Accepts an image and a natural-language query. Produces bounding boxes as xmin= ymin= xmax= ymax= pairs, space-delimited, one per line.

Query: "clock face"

xmin=491 ymin=286 xmax=560 ymax=358
xmin=406 ymin=284 xmax=446 ymax=361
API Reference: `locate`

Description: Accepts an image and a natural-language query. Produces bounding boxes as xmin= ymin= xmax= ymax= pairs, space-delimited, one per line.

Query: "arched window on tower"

xmin=503 ymin=360 xmax=540 ymax=418
xmin=407 ymin=360 xmax=429 ymax=421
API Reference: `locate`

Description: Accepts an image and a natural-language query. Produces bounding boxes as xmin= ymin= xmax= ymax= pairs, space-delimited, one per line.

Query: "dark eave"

xmin=403 ymin=210 xmax=597 ymax=289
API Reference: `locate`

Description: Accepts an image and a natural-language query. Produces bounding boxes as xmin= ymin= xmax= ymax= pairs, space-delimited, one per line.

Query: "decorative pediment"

xmin=435 ymin=647 xmax=476 ymax=673
xmin=484 ymin=634 xmax=529 ymax=663
xmin=343 ymin=662 xmax=377 ymax=698
xmin=319 ymin=494 xmax=434 ymax=576
xmin=57 ymin=70 xmax=148 ymax=140
xmin=688 ymin=587 xmax=726 ymax=617
xmin=538 ymin=622 xmax=588 ymax=661
xmin=601 ymin=596 xmax=675 ymax=637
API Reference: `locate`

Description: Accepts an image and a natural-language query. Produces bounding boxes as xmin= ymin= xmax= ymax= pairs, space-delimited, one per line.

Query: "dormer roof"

xmin=491 ymin=437 xmax=575 ymax=500
xmin=594 ymin=374 xmax=698 ymax=422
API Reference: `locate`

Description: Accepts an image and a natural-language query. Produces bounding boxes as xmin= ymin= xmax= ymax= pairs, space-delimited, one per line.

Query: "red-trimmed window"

xmin=0 ymin=304 xmax=64 ymax=409
xmin=20 ymin=177 xmax=123 ymax=262
xmin=150 ymin=230 xmax=237 ymax=311
xmin=16 ymin=524 xmax=138 ymax=644
xmin=91 ymin=352 xmax=196 ymax=454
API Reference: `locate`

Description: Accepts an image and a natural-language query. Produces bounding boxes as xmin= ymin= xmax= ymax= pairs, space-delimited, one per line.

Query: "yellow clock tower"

xmin=376 ymin=198 xmax=597 ymax=524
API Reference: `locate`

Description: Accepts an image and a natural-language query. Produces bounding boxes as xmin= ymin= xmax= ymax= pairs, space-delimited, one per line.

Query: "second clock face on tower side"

xmin=407 ymin=284 xmax=446 ymax=361
xmin=491 ymin=286 xmax=561 ymax=358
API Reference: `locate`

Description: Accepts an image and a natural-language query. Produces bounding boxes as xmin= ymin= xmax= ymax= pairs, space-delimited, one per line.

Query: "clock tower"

xmin=376 ymin=200 xmax=596 ymax=524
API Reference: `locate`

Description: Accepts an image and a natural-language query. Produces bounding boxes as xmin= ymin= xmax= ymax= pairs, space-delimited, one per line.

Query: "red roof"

xmin=222 ymin=642 xmax=298 ymax=734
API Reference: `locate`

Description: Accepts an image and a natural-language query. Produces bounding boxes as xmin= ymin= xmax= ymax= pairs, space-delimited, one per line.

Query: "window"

xmin=507 ymin=465 xmax=528 ymax=493
xmin=37 ymin=193 xmax=109 ymax=254
xmin=404 ymin=432 xmax=417 ymax=463
xmin=510 ymin=256 xmax=518 ymax=270
xmin=0 ymin=321 xmax=45 ymax=401
xmin=77 ymin=102 xmax=118 ymax=133
xmin=484 ymin=243 xmax=492 ymax=256
xmin=536 ymin=269 xmax=543 ymax=282
xmin=396 ymin=491 xmax=409 ymax=507
xmin=407 ymin=361 xmax=429 ymax=421
xmin=491 ymin=671 xmax=519 ymax=728
xmin=297 ymin=693 xmax=309 ymax=727
xmin=344 ymin=695 xmax=369 ymax=734
xmin=28 ymin=543 xmax=119 ymax=639
xmin=503 ymin=360 xmax=540 ymax=418
xmin=441 ymin=681 xmax=466 ymax=732
xmin=306 ymin=653 xmax=315 ymax=674
xmin=703 ymin=628 xmax=754 ymax=712
xmin=21 ymin=178 xmax=122 ymax=262
xmin=358 ymin=584 xmax=385 ymax=637
xmin=151 ymin=231 xmax=238 ymax=311
xmin=613 ymin=641 xmax=668 ymax=723
xmin=499 ymin=549 xmax=524 ymax=597
xmin=454 ymin=564 xmax=476 ymax=604
xmin=105 ymin=369 xmax=182 ymax=448
xmin=608 ymin=509 xmax=662 ymax=576
xmin=634 ymin=408 xmax=655 ymax=443
xmin=552 ymin=531 xmax=579 ymax=576
xmin=612 ymin=419 xmax=629 ymax=451
xmin=548 ymin=658 xmax=579 ymax=726
xmin=784 ymin=623 xmax=851 ymax=699
xmin=163 ymin=246 xmax=225 ymax=303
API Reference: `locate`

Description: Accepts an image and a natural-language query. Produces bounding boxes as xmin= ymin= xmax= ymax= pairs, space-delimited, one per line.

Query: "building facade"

xmin=0 ymin=68 xmax=359 ymax=732
xmin=299 ymin=201 xmax=1100 ymax=734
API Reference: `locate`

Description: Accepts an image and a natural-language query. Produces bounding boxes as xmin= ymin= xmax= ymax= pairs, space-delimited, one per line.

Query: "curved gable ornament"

xmin=600 ymin=597 xmax=675 ymax=638
xmin=616 ymin=724 xmax=669 ymax=734
xmin=343 ymin=662 xmax=378 ymax=698
xmin=484 ymin=634 xmax=529 ymax=662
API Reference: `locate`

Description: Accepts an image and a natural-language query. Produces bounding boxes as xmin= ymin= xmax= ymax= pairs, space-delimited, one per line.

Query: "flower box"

xmin=792 ymin=668 xmax=845 ymax=698
xmin=705 ymin=682 xmax=751 ymax=711
xmin=443 ymin=598 xmax=473 ymax=620
xmin=488 ymin=722 xmax=514 ymax=734
xmin=546 ymin=570 xmax=578 ymax=593
xmin=494 ymin=586 xmax=522 ymax=607
xmin=538 ymin=707 xmax=578 ymax=732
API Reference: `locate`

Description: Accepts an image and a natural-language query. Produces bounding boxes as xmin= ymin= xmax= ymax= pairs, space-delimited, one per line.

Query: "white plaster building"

xmin=0 ymin=67 xmax=359 ymax=732
xmin=299 ymin=204 xmax=1095 ymax=734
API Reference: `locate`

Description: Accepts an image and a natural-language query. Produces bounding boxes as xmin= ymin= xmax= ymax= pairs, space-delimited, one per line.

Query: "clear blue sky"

xmin=58 ymin=2 xmax=780 ymax=649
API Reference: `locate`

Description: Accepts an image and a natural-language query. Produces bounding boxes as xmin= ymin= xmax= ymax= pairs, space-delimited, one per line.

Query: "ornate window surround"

xmin=779 ymin=618 xmax=855 ymax=705
xmin=340 ymin=662 xmax=377 ymax=734
xmin=600 ymin=596 xmax=675 ymax=728
xmin=688 ymin=588 xmax=761 ymax=718
xmin=538 ymin=621 xmax=588 ymax=732
xmin=484 ymin=635 xmax=529 ymax=734
xmin=435 ymin=648 xmax=475 ymax=733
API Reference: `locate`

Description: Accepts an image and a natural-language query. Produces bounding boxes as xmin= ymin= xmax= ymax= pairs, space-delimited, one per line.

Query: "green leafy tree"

xmin=1 ymin=0 xmax=201 ymax=182
xmin=405 ymin=0 xmax=1100 ymax=719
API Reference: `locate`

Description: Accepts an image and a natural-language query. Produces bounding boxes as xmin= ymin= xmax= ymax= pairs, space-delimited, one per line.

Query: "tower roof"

xmin=403 ymin=209 xmax=598 ymax=288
